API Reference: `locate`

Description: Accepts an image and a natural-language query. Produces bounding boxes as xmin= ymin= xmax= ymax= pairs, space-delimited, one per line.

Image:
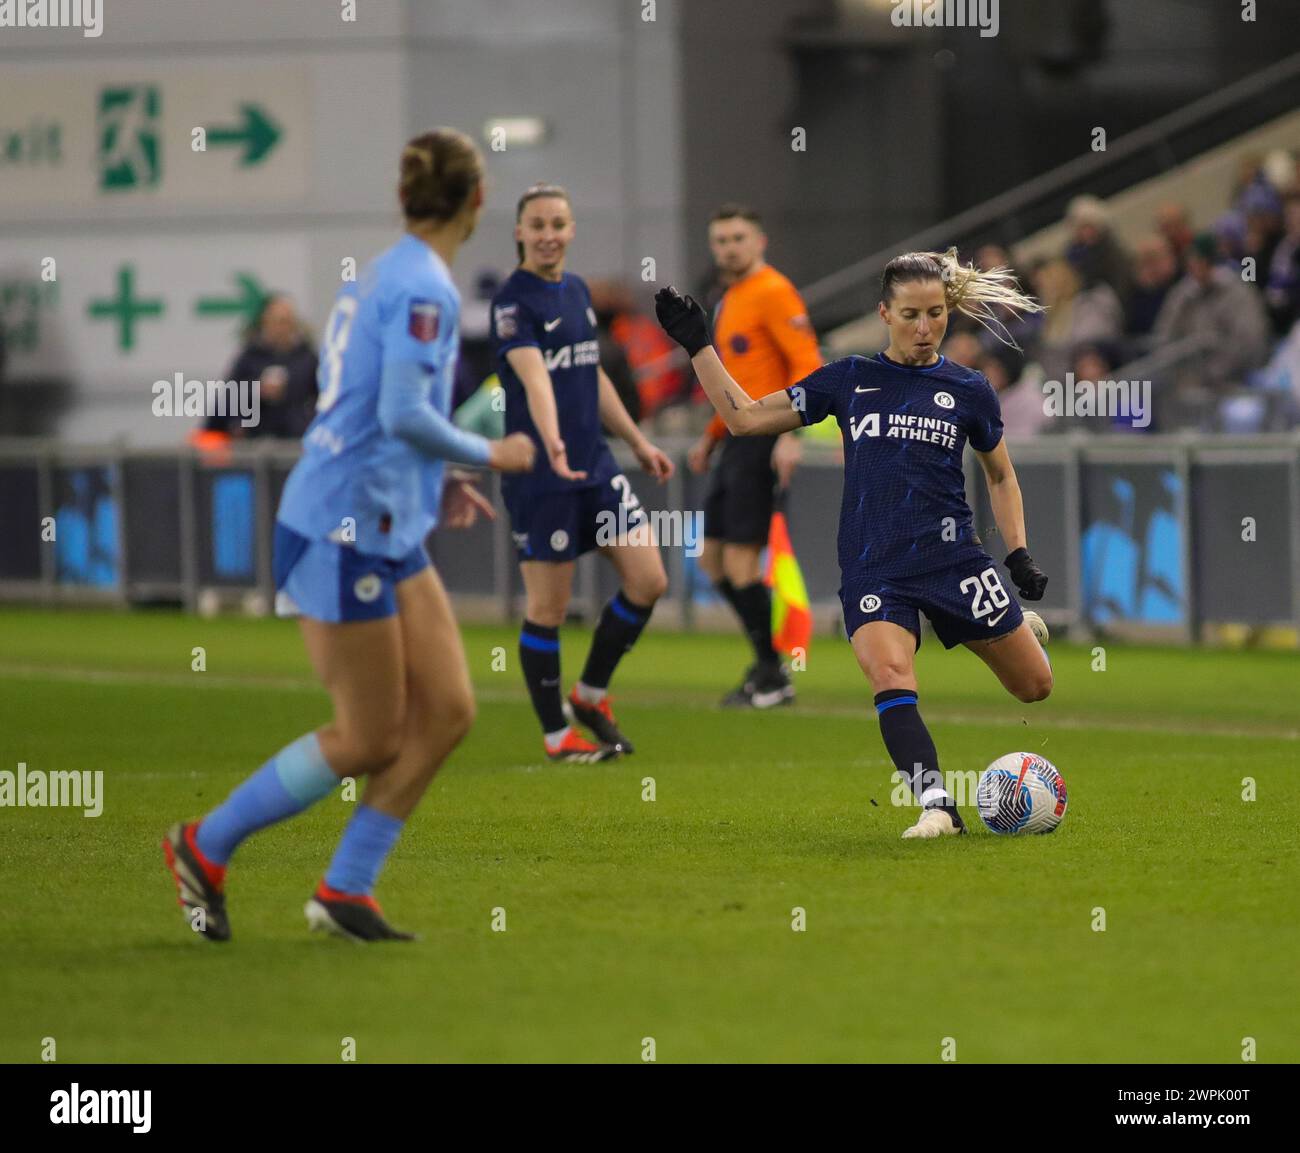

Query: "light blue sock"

xmin=324 ymin=805 xmax=405 ymax=896
xmin=196 ymin=733 xmax=338 ymax=865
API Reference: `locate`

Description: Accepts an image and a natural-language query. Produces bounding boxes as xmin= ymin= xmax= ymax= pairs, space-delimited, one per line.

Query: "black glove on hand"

xmin=654 ymin=286 xmax=711 ymax=358
xmin=1004 ymin=547 xmax=1048 ymax=601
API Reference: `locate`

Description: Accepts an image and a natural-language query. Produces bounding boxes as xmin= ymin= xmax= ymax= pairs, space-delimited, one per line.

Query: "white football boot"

xmin=1023 ymin=610 xmax=1049 ymax=647
xmin=901 ymin=808 xmax=964 ymax=839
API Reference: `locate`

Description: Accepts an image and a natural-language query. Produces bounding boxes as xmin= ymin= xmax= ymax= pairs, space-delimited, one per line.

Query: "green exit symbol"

xmin=98 ymin=86 xmax=162 ymax=192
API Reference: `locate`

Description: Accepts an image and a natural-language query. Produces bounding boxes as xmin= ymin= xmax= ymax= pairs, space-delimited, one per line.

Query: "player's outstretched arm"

xmin=378 ymin=359 xmax=534 ymax=472
xmin=654 ymin=286 xmax=802 ymax=438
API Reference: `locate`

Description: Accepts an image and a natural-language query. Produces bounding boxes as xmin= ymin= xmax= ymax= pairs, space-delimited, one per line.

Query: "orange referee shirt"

xmin=705 ymin=263 xmax=822 ymax=441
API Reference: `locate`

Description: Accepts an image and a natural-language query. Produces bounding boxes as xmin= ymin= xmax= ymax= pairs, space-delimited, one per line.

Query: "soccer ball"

xmin=977 ymin=753 xmax=1068 ymax=835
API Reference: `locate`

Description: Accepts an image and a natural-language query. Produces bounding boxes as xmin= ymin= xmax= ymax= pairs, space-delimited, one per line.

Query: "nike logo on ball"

xmin=544 ymin=318 xmax=562 ymax=331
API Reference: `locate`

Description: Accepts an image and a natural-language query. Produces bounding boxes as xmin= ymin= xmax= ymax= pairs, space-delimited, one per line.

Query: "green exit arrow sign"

xmin=205 ymin=104 xmax=281 ymax=166
xmin=195 ymin=273 xmax=266 ymax=327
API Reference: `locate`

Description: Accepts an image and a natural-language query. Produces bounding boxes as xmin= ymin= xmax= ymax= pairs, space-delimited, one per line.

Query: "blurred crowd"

xmin=179 ymin=146 xmax=1300 ymax=443
xmin=949 ymin=148 xmax=1300 ymax=435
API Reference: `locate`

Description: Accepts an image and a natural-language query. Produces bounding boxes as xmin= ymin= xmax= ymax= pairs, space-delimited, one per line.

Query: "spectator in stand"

xmin=1126 ymin=234 xmax=1179 ymax=339
xmin=1230 ymin=154 xmax=1282 ymax=217
xmin=1029 ymin=258 xmax=1123 ymax=386
xmin=979 ymin=342 xmax=1047 ymax=439
xmin=1241 ymin=181 xmax=1285 ymax=296
xmin=1065 ymin=195 xmax=1133 ymax=305
xmin=1071 ymin=343 xmax=1146 ymax=432
xmin=1153 ymin=232 xmax=1271 ymax=406
xmin=1211 ymin=210 xmax=1246 ymax=267
xmin=1264 ymin=190 xmax=1300 ymax=336
xmin=1263 ymin=148 xmax=1298 ymax=197
xmin=205 ymin=293 xmax=318 ymax=439
xmin=1155 ymin=201 xmax=1195 ymax=274
xmin=1255 ymin=318 xmax=1300 ymax=427
xmin=975 ymin=243 xmax=1011 ymax=272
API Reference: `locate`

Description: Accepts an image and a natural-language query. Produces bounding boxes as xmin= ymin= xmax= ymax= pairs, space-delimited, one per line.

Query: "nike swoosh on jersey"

xmin=987 ymin=608 xmax=1009 ymax=627
xmin=854 ymin=386 xmax=881 ymax=393
xmin=544 ymin=318 xmax=562 ymax=331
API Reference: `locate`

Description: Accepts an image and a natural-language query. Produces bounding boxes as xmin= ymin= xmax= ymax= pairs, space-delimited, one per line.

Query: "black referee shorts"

xmin=702 ymin=433 xmax=778 ymax=546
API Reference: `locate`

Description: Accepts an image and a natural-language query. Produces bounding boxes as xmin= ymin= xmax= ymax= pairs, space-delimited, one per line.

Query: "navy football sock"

xmin=874 ymin=689 xmax=956 ymax=814
xmin=579 ymin=591 xmax=653 ymax=692
xmin=520 ymin=620 xmax=566 ymax=734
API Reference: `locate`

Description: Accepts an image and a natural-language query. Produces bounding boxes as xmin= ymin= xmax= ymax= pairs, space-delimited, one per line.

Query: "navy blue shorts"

xmin=841 ymin=552 xmax=1023 ymax=649
xmin=505 ymin=472 xmax=647 ymax=562
xmin=272 ymin=523 xmax=430 ymax=623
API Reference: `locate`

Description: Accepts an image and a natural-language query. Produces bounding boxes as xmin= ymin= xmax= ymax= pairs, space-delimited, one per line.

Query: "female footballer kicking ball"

xmin=655 ymin=250 xmax=1052 ymax=838
xmin=491 ymin=184 xmax=674 ymax=762
xmin=163 ymin=128 xmax=536 ymax=941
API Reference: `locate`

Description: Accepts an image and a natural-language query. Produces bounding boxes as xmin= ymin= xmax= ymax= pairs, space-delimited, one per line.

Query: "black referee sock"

xmin=579 ymin=591 xmax=654 ymax=692
xmin=520 ymin=620 xmax=566 ymax=735
xmin=874 ymin=689 xmax=955 ymax=812
xmin=714 ymin=577 xmax=742 ymax=617
xmin=731 ymin=580 xmax=779 ymax=668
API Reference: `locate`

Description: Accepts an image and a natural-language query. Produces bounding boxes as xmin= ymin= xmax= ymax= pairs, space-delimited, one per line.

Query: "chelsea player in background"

xmin=492 ymin=184 xmax=674 ymax=763
xmin=656 ymin=250 xmax=1053 ymax=839
xmin=163 ymin=129 xmax=536 ymax=941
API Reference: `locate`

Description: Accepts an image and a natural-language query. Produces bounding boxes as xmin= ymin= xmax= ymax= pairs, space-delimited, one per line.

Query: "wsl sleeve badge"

xmin=494 ymin=303 xmax=518 ymax=339
xmin=408 ymin=299 xmax=441 ymax=342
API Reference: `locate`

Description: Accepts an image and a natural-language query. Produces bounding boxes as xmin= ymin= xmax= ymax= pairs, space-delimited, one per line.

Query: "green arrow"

xmin=205 ymin=103 xmax=280 ymax=166
xmin=195 ymin=273 xmax=266 ymax=326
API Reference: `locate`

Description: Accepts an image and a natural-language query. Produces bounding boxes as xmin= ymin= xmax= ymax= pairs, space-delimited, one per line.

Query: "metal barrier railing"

xmin=1 ymin=433 xmax=1297 ymax=644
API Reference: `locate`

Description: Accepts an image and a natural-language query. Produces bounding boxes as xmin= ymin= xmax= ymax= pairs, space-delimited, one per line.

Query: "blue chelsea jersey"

xmin=277 ymin=235 xmax=462 ymax=559
xmin=490 ymin=268 xmax=617 ymax=493
xmin=790 ymin=352 xmax=1005 ymax=580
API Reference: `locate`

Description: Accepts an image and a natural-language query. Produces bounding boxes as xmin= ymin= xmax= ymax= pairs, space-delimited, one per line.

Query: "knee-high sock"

xmin=578 ymin=591 xmax=654 ymax=696
xmin=730 ymin=580 xmax=778 ymax=667
xmin=519 ymin=619 xmax=566 ymax=734
xmin=324 ymin=804 xmax=404 ymax=896
xmin=196 ymin=732 xmax=338 ymax=865
xmin=714 ymin=577 xmax=743 ymax=617
xmin=874 ymin=690 xmax=953 ymax=810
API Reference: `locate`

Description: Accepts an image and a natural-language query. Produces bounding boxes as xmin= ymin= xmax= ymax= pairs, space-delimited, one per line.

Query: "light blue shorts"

xmin=272 ymin=523 xmax=429 ymax=623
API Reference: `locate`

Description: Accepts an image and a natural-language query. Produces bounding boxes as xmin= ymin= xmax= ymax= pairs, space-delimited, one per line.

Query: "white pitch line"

xmin=0 ymin=662 xmax=1295 ymax=742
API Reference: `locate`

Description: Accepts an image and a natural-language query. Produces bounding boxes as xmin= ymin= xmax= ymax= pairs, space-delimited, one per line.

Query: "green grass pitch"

xmin=1 ymin=606 xmax=1296 ymax=1063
